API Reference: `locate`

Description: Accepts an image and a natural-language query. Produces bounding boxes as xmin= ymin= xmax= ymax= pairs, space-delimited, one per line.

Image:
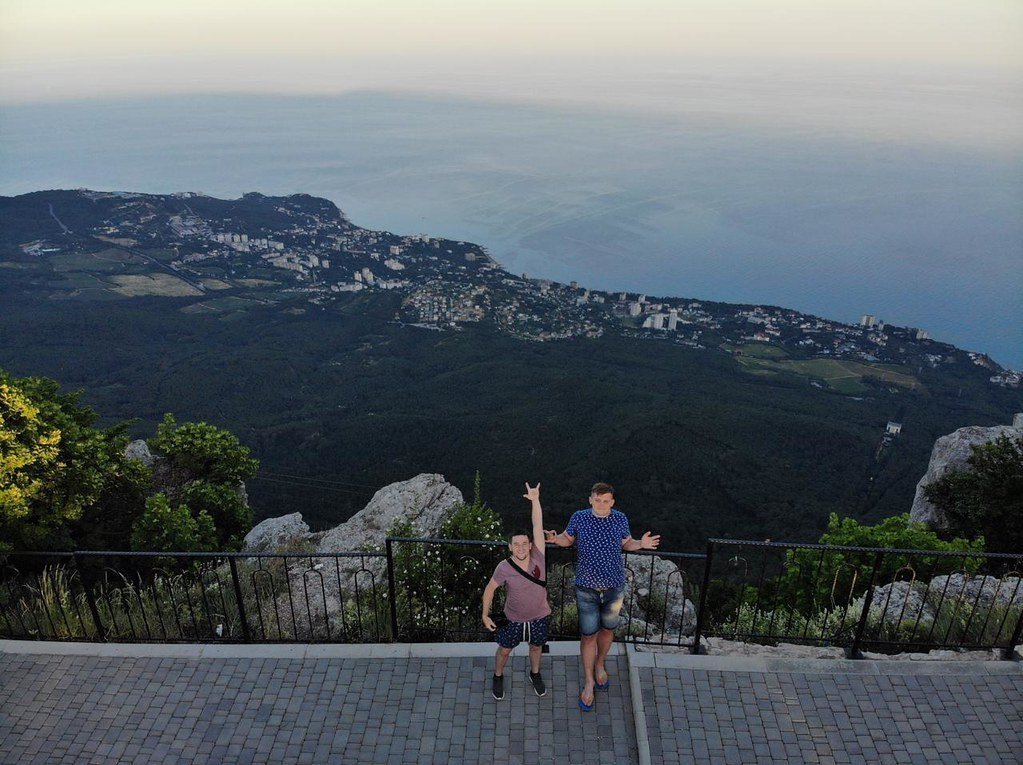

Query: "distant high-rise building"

xmin=668 ymin=309 xmax=678 ymax=331
xmin=860 ymin=314 xmax=877 ymax=328
xmin=916 ymin=329 xmax=930 ymax=340
xmin=629 ymin=302 xmax=642 ymax=317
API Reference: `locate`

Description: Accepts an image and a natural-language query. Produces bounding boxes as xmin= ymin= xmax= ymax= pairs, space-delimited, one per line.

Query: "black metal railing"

xmin=384 ymin=537 xmax=705 ymax=646
xmin=0 ymin=550 xmax=386 ymax=643
xmin=689 ymin=540 xmax=1023 ymax=659
xmin=3 ymin=539 xmax=1022 ymax=659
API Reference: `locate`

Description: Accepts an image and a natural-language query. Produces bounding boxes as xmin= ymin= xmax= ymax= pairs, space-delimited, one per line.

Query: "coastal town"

xmin=10 ymin=189 xmax=1020 ymax=391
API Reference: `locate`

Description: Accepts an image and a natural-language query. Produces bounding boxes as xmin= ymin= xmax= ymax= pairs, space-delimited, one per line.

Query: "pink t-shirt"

xmin=492 ymin=547 xmax=551 ymax=623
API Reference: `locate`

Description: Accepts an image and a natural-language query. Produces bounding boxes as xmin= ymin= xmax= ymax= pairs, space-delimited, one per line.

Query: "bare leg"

xmin=580 ymin=633 xmax=597 ymax=704
xmin=528 ymin=644 xmax=542 ymax=674
xmin=594 ymin=628 xmax=614 ymax=684
xmin=494 ymin=646 xmax=512 ymax=676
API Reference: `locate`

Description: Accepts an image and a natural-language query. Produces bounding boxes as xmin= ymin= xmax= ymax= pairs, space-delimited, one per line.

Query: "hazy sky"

xmin=2 ymin=1 xmax=1021 ymax=104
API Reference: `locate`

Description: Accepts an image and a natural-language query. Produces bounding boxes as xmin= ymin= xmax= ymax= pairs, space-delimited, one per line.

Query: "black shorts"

xmin=495 ymin=615 xmax=550 ymax=648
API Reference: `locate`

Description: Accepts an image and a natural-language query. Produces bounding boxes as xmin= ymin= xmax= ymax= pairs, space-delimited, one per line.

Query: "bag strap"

xmin=507 ymin=558 xmax=547 ymax=588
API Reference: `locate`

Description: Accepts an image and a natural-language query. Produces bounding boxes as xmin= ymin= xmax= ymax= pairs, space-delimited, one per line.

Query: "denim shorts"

xmin=575 ymin=585 xmax=626 ymax=636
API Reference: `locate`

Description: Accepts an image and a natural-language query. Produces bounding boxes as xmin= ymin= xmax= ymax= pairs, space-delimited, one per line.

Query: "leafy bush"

xmin=776 ymin=513 xmax=984 ymax=613
xmin=131 ymin=494 xmax=216 ymax=553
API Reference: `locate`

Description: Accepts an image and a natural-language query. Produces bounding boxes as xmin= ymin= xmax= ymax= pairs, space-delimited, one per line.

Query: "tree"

xmin=150 ymin=413 xmax=258 ymax=551
xmin=152 ymin=414 xmax=258 ymax=484
xmin=0 ymin=373 xmax=148 ymax=551
xmin=130 ymin=493 xmax=216 ymax=553
xmin=924 ymin=435 xmax=1023 ymax=553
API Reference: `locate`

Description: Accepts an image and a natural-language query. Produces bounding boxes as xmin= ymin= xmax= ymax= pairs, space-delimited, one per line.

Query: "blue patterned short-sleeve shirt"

xmin=566 ymin=509 xmax=632 ymax=589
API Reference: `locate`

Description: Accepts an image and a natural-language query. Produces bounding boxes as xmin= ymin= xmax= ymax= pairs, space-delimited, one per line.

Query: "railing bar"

xmin=282 ymin=557 xmax=299 ymax=639
xmin=991 ymin=574 xmax=1022 ymax=646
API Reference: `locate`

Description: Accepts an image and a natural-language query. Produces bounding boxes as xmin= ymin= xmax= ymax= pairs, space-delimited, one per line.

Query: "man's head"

xmin=589 ymin=482 xmax=615 ymax=515
xmin=508 ymin=529 xmax=532 ymax=562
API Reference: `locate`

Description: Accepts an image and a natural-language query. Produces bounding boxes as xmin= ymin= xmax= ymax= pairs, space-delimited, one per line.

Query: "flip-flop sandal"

xmin=578 ymin=693 xmax=594 ymax=712
xmin=596 ymin=675 xmax=610 ymax=691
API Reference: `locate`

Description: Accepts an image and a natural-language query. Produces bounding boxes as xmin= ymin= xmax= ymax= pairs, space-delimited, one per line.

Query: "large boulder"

xmin=926 ymin=574 xmax=1023 ymax=610
xmin=244 ymin=473 xmax=465 ymax=640
xmin=869 ymin=580 xmax=935 ymax=633
xmin=910 ymin=415 xmax=1023 ymax=529
xmin=623 ymin=553 xmax=698 ymax=638
xmin=125 ymin=439 xmax=156 ymax=468
xmin=243 ymin=512 xmax=310 ymax=553
xmin=317 ymin=473 xmax=463 ymax=553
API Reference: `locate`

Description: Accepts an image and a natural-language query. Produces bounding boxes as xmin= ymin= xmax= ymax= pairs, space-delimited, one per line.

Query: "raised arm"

xmin=523 ymin=482 xmax=545 ymax=551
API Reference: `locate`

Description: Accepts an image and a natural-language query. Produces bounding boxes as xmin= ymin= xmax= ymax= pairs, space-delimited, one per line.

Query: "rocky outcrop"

xmin=243 ymin=513 xmax=310 ymax=553
xmin=910 ymin=414 xmax=1023 ymax=529
xmin=317 ymin=473 xmax=462 ymax=553
xmin=240 ymin=473 xmax=465 ymax=639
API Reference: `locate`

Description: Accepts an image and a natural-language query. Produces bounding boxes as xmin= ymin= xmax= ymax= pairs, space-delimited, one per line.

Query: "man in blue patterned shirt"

xmin=546 ymin=482 xmax=660 ymax=711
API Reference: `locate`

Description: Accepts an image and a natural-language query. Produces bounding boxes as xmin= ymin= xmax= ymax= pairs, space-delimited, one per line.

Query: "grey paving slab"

xmin=0 ymin=650 xmax=637 ymax=765
xmin=640 ymin=664 xmax=1023 ymax=765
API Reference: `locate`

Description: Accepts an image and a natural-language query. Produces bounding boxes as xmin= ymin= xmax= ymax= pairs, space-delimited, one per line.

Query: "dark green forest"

xmin=2 ymin=272 xmax=1018 ymax=552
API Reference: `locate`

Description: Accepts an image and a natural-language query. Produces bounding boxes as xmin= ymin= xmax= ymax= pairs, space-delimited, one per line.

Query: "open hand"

xmin=641 ymin=532 xmax=661 ymax=550
xmin=482 ymin=615 xmax=497 ymax=632
xmin=523 ymin=482 xmax=540 ymax=502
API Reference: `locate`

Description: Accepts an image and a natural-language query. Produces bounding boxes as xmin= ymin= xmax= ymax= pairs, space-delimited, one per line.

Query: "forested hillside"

xmin=1 ymin=284 xmax=1018 ymax=551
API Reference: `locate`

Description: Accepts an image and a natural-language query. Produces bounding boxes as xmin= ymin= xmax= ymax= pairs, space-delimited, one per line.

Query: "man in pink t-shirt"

xmin=482 ymin=482 xmax=551 ymax=700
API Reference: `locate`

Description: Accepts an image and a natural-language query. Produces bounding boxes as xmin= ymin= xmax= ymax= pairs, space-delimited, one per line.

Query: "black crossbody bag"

xmin=507 ymin=558 xmax=547 ymax=588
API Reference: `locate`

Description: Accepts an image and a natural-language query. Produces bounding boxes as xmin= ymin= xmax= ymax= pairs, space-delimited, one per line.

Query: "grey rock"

xmin=910 ymin=416 xmax=1022 ymax=528
xmin=869 ymin=581 xmax=935 ymax=631
xmin=624 ymin=554 xmax=698 ymax=636
xmin=926 ymin=574 xmax=1023 ymax=610
xmin=125 ymin=439 xmax=155 ymax=467
xmin=246 ymin=473 xmax=464 ymax=639
xmin=317 ymin=473 xmax=463 ymax=554
xmin=243 ymin=512 xmax=311 ymax=553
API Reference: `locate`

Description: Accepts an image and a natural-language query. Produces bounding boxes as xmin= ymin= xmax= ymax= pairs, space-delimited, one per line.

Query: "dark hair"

xmin=590 ymin=482 xmax=615 ymax=496
xmin=508 ymin=529 xmax=532 ymax=543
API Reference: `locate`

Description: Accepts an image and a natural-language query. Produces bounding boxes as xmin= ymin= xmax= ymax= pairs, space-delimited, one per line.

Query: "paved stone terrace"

xmin=0 ymin=644 xmax=635 ymax=765
xmin=636 ymin=655 xmax=1023 ymax=765
xmin=1 ymin=641 xmax=1021 ymax=765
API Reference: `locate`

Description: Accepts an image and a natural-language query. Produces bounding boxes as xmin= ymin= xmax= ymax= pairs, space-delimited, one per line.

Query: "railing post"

xmin=73 ymin=553 xmax=107 ymax=642
xmin=690 ymin=541 xmax=715 ymax=655
xmin=228 ymin=556 xmax=251 ymax=642
xmin=385 ymin=538 xmax=399 ymax=641
xmin=1003 ymin=599 xmax=1023 ymax=660
xmin=849 ymin=550 xmax=884 ymax=660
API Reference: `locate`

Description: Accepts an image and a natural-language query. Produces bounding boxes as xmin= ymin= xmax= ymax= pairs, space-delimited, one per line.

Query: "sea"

xmin=2 ymin=92 xmax=1021 ymax=367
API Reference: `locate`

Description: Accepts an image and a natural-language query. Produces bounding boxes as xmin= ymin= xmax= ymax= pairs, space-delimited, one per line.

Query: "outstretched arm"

xmin=623 ymin=532 xmax=661 ymax=552
xmin=523 ymin=482 xmax=545 ymax=552
xmin=544 ymin=530 xmax=576 ymax=548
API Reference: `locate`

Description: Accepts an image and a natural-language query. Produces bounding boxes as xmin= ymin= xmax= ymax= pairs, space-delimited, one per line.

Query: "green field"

xmin=738 ymin=355 xmax=922 ymax=394
xmin=729 ymin=342 xmax=789 ymax=359
xmin=51 ymin=249 xmax=140 ymax=273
